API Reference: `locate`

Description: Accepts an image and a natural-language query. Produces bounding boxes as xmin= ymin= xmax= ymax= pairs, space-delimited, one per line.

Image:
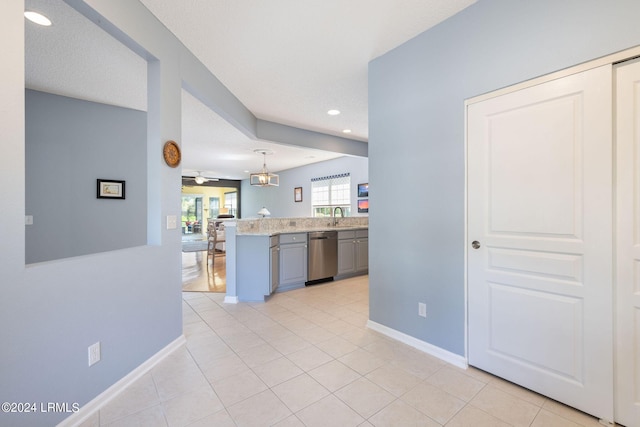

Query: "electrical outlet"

xmin=418 ymin=303 xmax=427 ymax=318
xmin=25 ymin=215 xmax=34 ymax=225
xmin=88 ymin=342 xmax=101 ymax=366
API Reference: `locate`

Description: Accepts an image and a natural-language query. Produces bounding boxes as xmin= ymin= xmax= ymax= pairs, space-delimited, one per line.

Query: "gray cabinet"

xmin=338 ymin=229 xmax=368 ymax=277
xmin=236 ymin=229 xmax=366 ymax=300
xmin=279 ymin=233 xmax=307 ymax=289
xmin=270 ymin=235 xmax=279 ymax=294
xmin=338 ymin=232 xmax=356 ymax=276
xmin=355 ymin=233 xmax=368 ymax=272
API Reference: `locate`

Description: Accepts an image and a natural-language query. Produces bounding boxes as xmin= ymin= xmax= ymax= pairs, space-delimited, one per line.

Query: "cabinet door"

xmin=338 ymin=239 xmax=356 ymax=275
xmin=355 ymin=238 xmax=368 ymax=272
xmin=280 ymin=243 xmax=307 ymax=286
xmin=270 ymin=245 xmax=279 ymax=293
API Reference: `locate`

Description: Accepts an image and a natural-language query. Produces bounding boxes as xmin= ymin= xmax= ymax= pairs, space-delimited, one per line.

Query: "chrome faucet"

xmin=333 ymin=206 xmax=344 ymax=226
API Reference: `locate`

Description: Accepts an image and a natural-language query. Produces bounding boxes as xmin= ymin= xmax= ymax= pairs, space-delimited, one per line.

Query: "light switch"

xmin=166 ymin=215 xmax=177 ymax=230
xmin=25 ymin=215 xmax=34 ymax=225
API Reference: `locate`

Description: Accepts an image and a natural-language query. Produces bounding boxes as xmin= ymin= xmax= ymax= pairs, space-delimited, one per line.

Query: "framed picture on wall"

xmin=97 ymin=179 xmax=126 ymax=199
xmin=358 ymin=199 xmax=369 ymax=213
xmin=358 ymin=183 xmax=369 ymax=197
xmin=294 ymin=187 xmax=303 ymax=202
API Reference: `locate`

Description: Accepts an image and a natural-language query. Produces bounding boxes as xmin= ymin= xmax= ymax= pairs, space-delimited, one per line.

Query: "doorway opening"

xmin=181 ymin=178 xmax=240 ymax=292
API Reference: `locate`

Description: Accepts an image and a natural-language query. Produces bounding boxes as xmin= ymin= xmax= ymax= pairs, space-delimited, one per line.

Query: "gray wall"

xmin=368 ymin=0 xmax=640 ymax=356
xmin=241 ymin=156 xmax=369 ymax=218
xmin=25 ymin=89 xmax=147 ymax=263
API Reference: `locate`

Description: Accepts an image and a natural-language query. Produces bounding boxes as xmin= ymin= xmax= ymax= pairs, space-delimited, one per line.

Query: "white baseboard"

xmin=366 ymin=320 xmax=467 ymax=369
xmin=57 ymin=335 xmax=186 ymax=427
xmin=224 ymin=295 xmax=239 ymax=304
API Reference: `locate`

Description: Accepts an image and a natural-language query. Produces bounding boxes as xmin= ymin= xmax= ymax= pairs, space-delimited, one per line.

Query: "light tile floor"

xmin=84 ymin=275 xmax=605 ymax=427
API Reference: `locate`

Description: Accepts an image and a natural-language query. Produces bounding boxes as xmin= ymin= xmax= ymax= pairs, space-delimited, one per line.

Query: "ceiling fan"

xmin=183 ymin=171 xmax=218 ymax=185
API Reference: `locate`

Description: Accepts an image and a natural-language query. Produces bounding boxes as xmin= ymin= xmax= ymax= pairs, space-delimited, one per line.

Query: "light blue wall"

xmin=1 ymin=0 xmax=367 ymax=425
xmin=241 ymin=156 xmax=369 ymax=218
xmin=368 ymin=0 xmax=640 ymax=356
xmin=25 ymin=89 xmax=147 ymax=263
xmin=1 ymin=1 xmax=185 ymax=425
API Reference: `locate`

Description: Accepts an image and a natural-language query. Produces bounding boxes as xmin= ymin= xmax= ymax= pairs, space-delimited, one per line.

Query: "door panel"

xmin=487 ymin=94 xmax=582 ymax=237
xmin=468 ymin=65 xmax=613 ymax=420
xmin=488 ymin=283 xmax=583 ymax=381
xmin=615 ymin=58 xmax=640 ymax=427
xmin=488 ymin=247 xmax=583 ymax=283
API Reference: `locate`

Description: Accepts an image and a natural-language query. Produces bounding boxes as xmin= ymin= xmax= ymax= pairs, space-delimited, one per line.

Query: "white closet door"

xmin=467 ymin=65 xmax=614 ymax=420
xmin=615 ymin=58 xmax=640 ymax=427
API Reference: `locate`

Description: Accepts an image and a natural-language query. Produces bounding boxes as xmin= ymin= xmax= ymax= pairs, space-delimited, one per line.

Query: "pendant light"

xmin=250 ymin=149 xmax=279 ymax=186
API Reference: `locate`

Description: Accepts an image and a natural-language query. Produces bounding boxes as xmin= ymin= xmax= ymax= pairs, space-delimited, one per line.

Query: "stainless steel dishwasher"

xmin=307 ymin=231 xmax=338 ymax=283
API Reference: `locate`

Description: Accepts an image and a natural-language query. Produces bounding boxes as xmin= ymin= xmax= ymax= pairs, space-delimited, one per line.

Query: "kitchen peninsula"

xmin=223 ymin=217 xmax=368 ymax=302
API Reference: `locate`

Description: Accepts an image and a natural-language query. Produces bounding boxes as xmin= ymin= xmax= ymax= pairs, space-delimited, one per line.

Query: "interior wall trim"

xmin=56 ymin=335 xmax=186 ymax=427
xmin=366 ymin=320 xmax=467 ymax=369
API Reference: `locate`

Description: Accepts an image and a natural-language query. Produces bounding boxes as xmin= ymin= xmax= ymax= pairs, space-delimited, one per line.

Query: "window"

xmin=181 ymin=195 xmax=203 ymax=234
xmin=311 ymin=173 xmax=351 ymax=217
xmin=224 ymin=191 xmax=237 ymax=217
xmin=209 ymin=197 xmax=220 ymax=218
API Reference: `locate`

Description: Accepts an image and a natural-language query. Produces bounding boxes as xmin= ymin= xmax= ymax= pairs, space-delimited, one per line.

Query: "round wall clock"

xmin=163 ymin=140 xmax=181 ymax=168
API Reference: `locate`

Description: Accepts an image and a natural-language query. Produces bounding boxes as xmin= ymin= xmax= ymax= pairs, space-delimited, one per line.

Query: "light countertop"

xmin=234 ymin=217 xmax=368 ymax=236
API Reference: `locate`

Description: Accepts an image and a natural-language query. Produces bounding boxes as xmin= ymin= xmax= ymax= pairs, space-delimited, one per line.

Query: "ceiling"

xmin=24 ymin=0 xmax=476 ymax=180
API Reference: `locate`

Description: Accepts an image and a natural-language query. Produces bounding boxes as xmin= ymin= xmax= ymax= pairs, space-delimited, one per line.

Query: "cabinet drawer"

xmin=338 ymin=230 xmax=356 ymax=240
xmin=356 ymin=229 xmax=368 ymax=239
xmin=280 ymin=233 xmax=307 ymax=244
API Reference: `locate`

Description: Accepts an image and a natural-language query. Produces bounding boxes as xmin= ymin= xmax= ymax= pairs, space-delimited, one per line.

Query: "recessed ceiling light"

xmin=24 ymin=11 xmax=52 ymax=26
xmin=327 ymin=109 xmax=340 ymax=116
xmin=342 ymin=129 xmax=352 ymax=134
